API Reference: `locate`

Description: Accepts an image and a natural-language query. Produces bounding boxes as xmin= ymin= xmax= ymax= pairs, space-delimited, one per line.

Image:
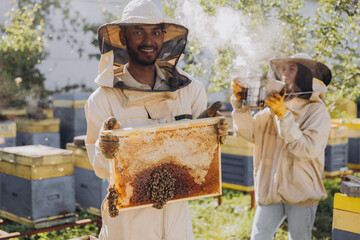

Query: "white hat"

xmin=269 ymin=53 xmax=332 ymax=86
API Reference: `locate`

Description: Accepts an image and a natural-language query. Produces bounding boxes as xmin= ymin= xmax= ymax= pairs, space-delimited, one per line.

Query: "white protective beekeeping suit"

xmin=85 ymin=0 xmax=207 ymax=239
xmin=232 ymin=53 xmax=332 ymax=207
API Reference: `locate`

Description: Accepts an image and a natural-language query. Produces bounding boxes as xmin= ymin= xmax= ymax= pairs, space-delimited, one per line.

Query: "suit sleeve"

xmin=85 ymin=88 xmax=113 ymax=179
xmin=275 ymin=104 xmax=330 ymax=159
xmin=231 ymin=109 xmax=255 ymax=143
xmin=189 ymin=79 xmax=208 ymax=118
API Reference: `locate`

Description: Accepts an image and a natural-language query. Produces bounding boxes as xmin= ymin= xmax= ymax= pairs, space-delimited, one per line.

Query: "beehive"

xmin=331 ymin=118 xmax=360 ymax=169
xmin=15 ymin=118 xmax=60 ymax=148
xmin=332 ymin=193 xmax=360 ymax=239
xmin=0 ymin=121 xmax=16 ymax=147
xmin=0 ymin=145 xmax=76 ymax=228
xmin=221 ymin=134 xmax=254 ymax=191
xmin=324 ymin=124 xmax=348 ymax=176
xmin=103 ymin=117 xmax=222 ymax=216
xmin=52 ymin=93 xmax=90 ymax=148
xmin=0 ymin=108 xmax=27 ymax=120
xmin=66 ymin=135 xmax=108 ymax=216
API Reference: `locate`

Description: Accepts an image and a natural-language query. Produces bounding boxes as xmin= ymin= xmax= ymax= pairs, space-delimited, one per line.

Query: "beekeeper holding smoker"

xmin=85 ymin=0 xmax=227 ymax=239
xmin=231 ymin=53 xmax=332 ymax=240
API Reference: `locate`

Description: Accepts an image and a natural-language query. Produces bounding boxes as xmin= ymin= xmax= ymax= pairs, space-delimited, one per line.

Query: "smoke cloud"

xmin=175 ymin=0 xmax=284 ymax=79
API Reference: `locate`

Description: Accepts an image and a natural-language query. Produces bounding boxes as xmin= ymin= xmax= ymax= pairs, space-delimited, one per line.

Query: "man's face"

xmin=120 ymin=24 xmax=164 ymax=66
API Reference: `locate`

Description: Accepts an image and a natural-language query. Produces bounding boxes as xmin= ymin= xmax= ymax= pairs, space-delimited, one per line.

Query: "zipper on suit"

xmin=162 ymin=206 xmax=166 ymax=239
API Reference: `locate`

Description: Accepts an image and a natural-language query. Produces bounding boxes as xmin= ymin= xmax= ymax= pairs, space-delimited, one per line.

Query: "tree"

xmin=164 ymin=0 xmax=360 ymax=115
xmin=0 ymin=0 xmax=90 ymax=109
xmin=0 ymin=2 xmax=46 ymax=108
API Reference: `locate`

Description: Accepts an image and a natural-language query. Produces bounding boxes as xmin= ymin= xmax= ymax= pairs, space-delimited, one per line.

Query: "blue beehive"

xmin=66 ymin=135 xmax=108 ymax=216
xmin=324 ymin=124 xmax=349 ymax=176
xmin=349 ymin=138 xmax=360 ymax=165
xmin=15 ymin=118 xmax=60 ymax=148
xmin=331 ymin=119 xmax=360 ymax=169
xmin=325 ymin=144 xmax=348 ymax=172
xmin=0 ymin=121 xmax=16 ymax=147
xmin=221 ymin=135 xmax=254 ymax=191
xmin=52 ymin=93 xmax=91 ymax=149
xmin=0 ymin=145 xmax=76 ymax=229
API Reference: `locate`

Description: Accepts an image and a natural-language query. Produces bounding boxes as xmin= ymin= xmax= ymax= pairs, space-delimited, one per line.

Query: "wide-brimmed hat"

xmin=98 ymin=0 xmax=188 ymax=49
xmin=269 ymin=53 xmax=332 ymax=86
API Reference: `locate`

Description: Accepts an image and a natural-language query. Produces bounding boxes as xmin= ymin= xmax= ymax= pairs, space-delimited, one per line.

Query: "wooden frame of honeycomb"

xmin=102 ymin=117 xmax=222 ymax=216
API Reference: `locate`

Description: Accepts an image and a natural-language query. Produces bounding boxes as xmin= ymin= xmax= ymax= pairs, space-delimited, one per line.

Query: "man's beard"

xmin=126 ymin=44 xmax=161 ymax=66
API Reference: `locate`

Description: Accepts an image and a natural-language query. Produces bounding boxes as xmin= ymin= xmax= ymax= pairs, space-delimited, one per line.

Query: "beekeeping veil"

xmin=267 ymin=53 xmax=332 ymax=101
xmin=269 ymin=53 xmax=332 ymax=86
xmin=96 ymin=0 xmax=190 ymax=91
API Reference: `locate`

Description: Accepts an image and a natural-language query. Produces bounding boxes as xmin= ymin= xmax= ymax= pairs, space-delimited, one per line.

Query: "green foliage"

xmin=0 ymin=178 xmax=343 ymax=239
xmin=0 ymin=0 xmax=90 ymax=108
xmin=82 ymin=3 xmax=122 ymax=61
xmin=0 ymin=211 xmax=99 ymax=240
xmin=190 ymin=189 xmax=254 ymax=239
xmin=208 ymin=45 xmax=237 ymax=92
xmin=312 ymin=0 xmax=360 ymax=112
xmin=313 ymin=177 xmax=341 ymax=240
xmin=0 ymin=71 xmax=26 ymax=109
xmin=164 ymin=0 xmax=360 ymax=109
xmin=0 ymin=3 xmax=46 ymax=92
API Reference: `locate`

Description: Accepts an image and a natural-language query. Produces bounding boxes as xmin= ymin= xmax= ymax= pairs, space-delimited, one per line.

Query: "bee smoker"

xmin=234 ymin=71 xmax=267 ymax=110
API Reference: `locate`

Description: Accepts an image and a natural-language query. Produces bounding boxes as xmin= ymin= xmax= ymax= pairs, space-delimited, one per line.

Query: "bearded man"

xmin=85 ymin=0 xmax=228 ymax=239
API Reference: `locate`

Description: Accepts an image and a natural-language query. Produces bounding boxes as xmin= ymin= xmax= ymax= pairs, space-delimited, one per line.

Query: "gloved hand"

xmin=198 ymin=101 xmax=228 ymax=144
xmin=99 ymin=117 xmax=121 ymax=159
xmin=264 ymin=88 xmax=287 ymax=118
xmin=230 ymin=78 xmax=246 ymax=110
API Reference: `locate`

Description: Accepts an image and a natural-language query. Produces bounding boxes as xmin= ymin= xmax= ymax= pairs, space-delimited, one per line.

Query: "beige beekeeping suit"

xmin=85 ymin=1 xmax=207 ymax=239
xmin=232 ymin=54 xmax=332 ymax=207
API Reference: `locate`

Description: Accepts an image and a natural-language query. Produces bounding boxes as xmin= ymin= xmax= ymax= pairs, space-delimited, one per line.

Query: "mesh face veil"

xmin=96 ymin=0 xmax=191 ymax=91
xmin=98 ymin=23 xmax=188 ymax=67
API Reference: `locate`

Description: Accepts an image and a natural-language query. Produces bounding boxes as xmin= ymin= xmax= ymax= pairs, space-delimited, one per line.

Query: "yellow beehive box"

xmin=103 ymin=117 xmax=222 ymax=216
xmin=0 ymin=145 xmax=73 ymax=180
xmin=331 ymin=118 xmax=360 ymax=138
xmin=0 ymin=121 xmax=16 ymax=138
xmin=14 ymin=118 xmax=60 ymax=133
xmin=330 ymin=101 xmax=357 ymax=119
xmin=0 ymin=108 xmax=27 ymax=120
xmin=333 ymin=193 xmax=360 ymax=235
xmin=221 ymin=135 xmax=253 ymax=156
xmin=66 ymin=135 xmax=92 ymax=170
xmin=53 ymin=98 xmax=88 ymax=109
xmin=327 ymin=124 xmax=348 ymax=145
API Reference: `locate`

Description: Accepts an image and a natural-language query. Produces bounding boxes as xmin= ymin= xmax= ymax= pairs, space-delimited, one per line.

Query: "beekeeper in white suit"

xmin=231 ymin=53 xmax=332 ymax=240
xmin=85 ymin=0 xmax=227 ymax=239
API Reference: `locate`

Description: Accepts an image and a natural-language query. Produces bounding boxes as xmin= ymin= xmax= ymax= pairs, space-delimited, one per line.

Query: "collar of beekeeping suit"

xmin=95 ymin=0 xmax=190 ymax=91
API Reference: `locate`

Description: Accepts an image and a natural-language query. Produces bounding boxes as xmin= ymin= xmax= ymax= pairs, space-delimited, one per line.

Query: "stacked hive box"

xmin=52 ymin=93 xmax=90 ymax=149
xmin=0 ymin=108 xmax=27 ymax=121
xmin=15 ymin=118 xmax=60 ymax=148
xmin=221 ymin=135 xmax=254 ymax=191
xmin=0 ymin=145 xmax=76 ymax=228
xmin=332 ymin=118 xmax=360 ymax=170
xmin=0 ymin=121 xmax=16 ymax=147
xmin=324 ymin=124 xmax=349 ymax=176
xmin=66 ymin=135 xmax=108 ymax=216
xmin=332 ymin=192 xmax=360 ymax=239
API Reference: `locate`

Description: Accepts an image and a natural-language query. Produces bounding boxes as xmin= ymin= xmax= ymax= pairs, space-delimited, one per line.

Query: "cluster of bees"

xmin=107 ymin=185 xmax=121 ymax=218
xmin=145 ymin=167 xmax=176 ymax=209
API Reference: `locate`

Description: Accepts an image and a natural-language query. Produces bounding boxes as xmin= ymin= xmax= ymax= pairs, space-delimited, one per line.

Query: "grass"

xmin=0 ymin=177 xmax=346 ymax=239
